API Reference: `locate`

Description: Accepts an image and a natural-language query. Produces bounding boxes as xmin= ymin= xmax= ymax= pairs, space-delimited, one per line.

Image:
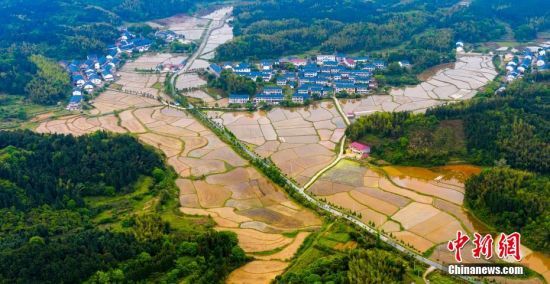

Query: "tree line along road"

xmin=164 ymin=9 xmax=479 ymax=283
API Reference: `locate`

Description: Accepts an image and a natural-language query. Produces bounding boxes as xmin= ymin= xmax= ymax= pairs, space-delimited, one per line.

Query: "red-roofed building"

xmin=343 ymin=58 xmax=356 ymax=68
xmin=349 ymin=141 xmax=371 ymax=159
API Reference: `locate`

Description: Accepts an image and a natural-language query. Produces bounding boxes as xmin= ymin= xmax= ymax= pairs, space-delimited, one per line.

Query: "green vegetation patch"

xmin=0 ymin=130 xmax=247 ymax=283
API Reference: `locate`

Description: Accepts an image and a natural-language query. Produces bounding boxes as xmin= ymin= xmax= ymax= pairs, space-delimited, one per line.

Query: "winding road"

xmin=165 ymin=8 xmax=478 ymax=283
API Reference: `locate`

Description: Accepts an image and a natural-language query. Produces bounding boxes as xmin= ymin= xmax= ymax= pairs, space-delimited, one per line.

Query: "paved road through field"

xmin=164 ymin=9 xmax=478 ymax=283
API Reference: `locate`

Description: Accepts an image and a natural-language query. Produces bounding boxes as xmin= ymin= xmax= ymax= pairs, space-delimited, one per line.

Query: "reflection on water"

xmin=383 ymin=164 xmax=489 ymax=233
xmin=383 ymin=164 xmax=482 ymax=183
xmin=435 ymin=164 xmax=482 ymax=182
xmin=417 ymin=62 xmax=456 ymax=81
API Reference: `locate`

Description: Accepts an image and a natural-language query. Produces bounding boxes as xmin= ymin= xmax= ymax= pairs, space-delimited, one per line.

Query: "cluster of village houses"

xmin=63 ymin=30 xmax=153 ymax=110
xmin=208 ymin=54 xmax=394 ymax=106
xmin=500 ymin=44 xmax=549 ymax=84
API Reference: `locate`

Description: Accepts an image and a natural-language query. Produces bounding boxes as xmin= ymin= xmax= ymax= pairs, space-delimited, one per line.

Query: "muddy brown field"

xmin=309 ymin=160 xmax=475 ymax=254
xmin=341 ymin=54 xmax=497 ymax=116
xmin=36 ymin=62 xmax=321 ymax=283
xmin=207 ymin=101 xmax=346 ymax=185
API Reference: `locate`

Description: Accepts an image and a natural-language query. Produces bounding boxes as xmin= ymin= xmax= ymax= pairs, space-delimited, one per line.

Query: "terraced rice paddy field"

xmin=341 ymin=54 xmax=497 ymax=116
xmin=207 ymin=101 xmax=347 ymax=185
xmin=175 ymin=74 xmax=227 ymax=106
xmin=149 ymin=14 xmax=209 ymax=40
xmin=108 ymin=53 xmax=186 ymax=100
xmin=308 ymin=160 xmax=484 ymax=253
xmin=308 ymin=160 xmax=550 ymax=281
xmin=199 ymin=17 xmax=233 ymax=60
xmin=35 ymin=75 xmax=321 ymax=283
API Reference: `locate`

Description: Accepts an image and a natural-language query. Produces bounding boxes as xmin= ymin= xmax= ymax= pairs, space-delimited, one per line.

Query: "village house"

xmin=208 ymin=63 xmax=222 ymax=77
xmin=254 ymin=93 xmax=284 ymax=104
xmin=72 ymin=74 xmax=85 ymax=86
xmin=373 ymin=60 xmax=386 ymax=69
xmin=260 ymin=60 xmax=274 ymax=71
xmin=155 ymin=30 xmax=183 ymax=42
xmin=66 ymin=94 xmax=83 ymax=111
xmin=89 ymin=74 xmax=102 ymax=86
xmin=276 ymin=77 xmax=288 ymax=86
xmin=275 ymin=77 xmax=288 ymax=87
xmin=354 ymin=56 xmax=369 ymax=63
xmin=334 ymin=82 xmax=356 ymax=94
xmin=288 ymin=58 xmax=308 ymax=67
xmin=315 ymin=76 xmax=329 ymax=85
xmin=343 ymin=58 xmax=356 ymax=68
xmin=102 ymin=72 xmax=114 ymax=81
xmin=362 ymin=64 xmax=376 ymax=72
xmin=355 ymin=84 xmax=369 ymax=95
xmin=229 ymin=93 xmax=250 ymax=104
xmin=303 ymin=67 xmax=319 ymax=78
xmin=263 ymin=86 xmax=283 ymax=95
xmin=234 ymin=63 xmax=251 ymax=73
xmin=316 ymin=54 xmax=336 ymax=64
xmin=292 ymin=93 xmax=309 ymax=103
xmin=297 ymin=85 xmax=310 ymax=94
xmin=323 ymin=60 xmax=339 ymax=68
xmin=298 ymin=76 xmax=313 ymax=84
xmin=261 ymin=71 xmax=273 ymax=82
xmin=349 ymin=141 xmax=371 ymax=159
xmin=83 ymin=81 xmax=94 ymax=93
xmin=72 ymin=88 xmax=82 ymax=97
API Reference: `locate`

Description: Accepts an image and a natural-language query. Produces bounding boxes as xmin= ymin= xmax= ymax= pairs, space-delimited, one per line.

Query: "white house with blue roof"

xmin=229 ymin=93 xmax=250 ymax=104
xmin=263 ymin=86 xmax=283 ymax=95
xmin=254 ymin=93 xmax=284 ymax=104
xmin=292 ymin=92 xmax=310 ymax=103
xmin=208 ymin=63 xmax=222 ymax=77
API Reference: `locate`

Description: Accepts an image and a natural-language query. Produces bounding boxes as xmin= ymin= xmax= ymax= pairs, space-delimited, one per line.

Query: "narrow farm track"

xmin=166 ymin=20 xmax=481 ymax=280
xmin=162 ymin=108 xmax=479 ymax=283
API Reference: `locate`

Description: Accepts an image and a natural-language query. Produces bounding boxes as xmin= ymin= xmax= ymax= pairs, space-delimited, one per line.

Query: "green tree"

xmin=347 ymin=249 xmax=406 ymax=284
xmin=24 ymin=55 xmax=71 ymax=104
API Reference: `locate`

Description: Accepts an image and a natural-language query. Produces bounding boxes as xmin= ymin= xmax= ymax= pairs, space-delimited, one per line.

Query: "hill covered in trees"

xmin=0 ymin=130 xmax=247 ymax=283
xmin=216 ymin=0 xmax=548 ymax=73
xmin=465 ymin=168 xmax=549 ymax=254
xmin=216 ymin=0 xmax=521 ymax=67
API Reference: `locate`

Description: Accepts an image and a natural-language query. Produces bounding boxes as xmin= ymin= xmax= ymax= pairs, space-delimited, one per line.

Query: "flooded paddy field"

xmin=341 ymin=54 xmax=497 ymax=116
xmin=149 ymin=14 xmax=209 ymax=40
xmin=308 ymin=159 xmax=550 ymax=282
xmin=107 ymin=53 xmax=186 ymax=102
xmin=308 ymin=160 xmax=487 ymax=253
xmin=207 ymin=101 xmax=347 ymax=185
xmin=35 ymin=50 xmax=321 ymax=283
xmin=200 ymin=21 xmax=233 ymax=60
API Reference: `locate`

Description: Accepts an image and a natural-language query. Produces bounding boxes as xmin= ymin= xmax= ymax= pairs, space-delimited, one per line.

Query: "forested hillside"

xmin=0 ymin=131 xmax=247 ymax=283
xmin=0 ymin=0 xmax=208 ymax=102
xmin=215 ymin=0 xmax=515 ymax=66
xmin=217 ymin=0 xmax=548 ymax=69
xmin=468 ymin=0 xmax=550 ymax=41
xmin=465 ymin=168 xmax=549 ymax=253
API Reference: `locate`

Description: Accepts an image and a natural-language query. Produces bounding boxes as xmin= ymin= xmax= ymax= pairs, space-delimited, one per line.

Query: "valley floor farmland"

xmin=341 ymin=54 xmax=497 ymax=116
xmin=36 ymin=44 xmax=321 ymax=284
xmin=207 ymin=101 xmax=346 ymax=185
xmin=30 ymin=4 xmax=550 ymax=282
